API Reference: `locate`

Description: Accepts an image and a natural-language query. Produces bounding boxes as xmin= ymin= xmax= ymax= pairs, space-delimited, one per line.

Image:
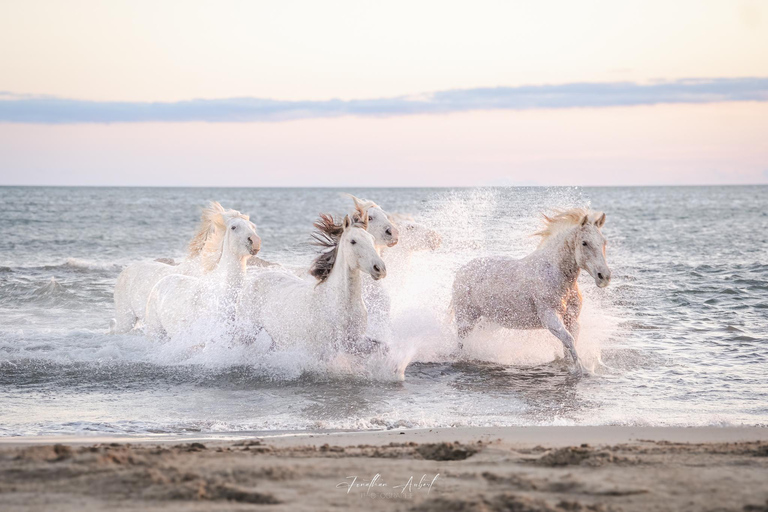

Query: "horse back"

xmin=453 ymin=255 xmax=543 ymax=330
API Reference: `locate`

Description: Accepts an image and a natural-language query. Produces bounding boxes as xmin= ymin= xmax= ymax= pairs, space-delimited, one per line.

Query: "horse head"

xmin=574 ymin=212 xmax=611 ymax=288
xmin=339 ymin=214 xmax=386 ymax=280
xmin=346 ymin=194 xmax=399 ymax=248
xmin=216 ymin=215 xmax=261 ymax=258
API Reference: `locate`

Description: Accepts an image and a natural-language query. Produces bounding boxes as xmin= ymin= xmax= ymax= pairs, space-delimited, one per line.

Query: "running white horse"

xmin=342 ymin=195 xmax=400 ymax=344
xmin=144 ymin=215 xmax=260 ymax=340
xmin=111 ymin=202 xmax=252 ymax=333
xmin=451 ymin=209 xmax=611 ymax=374
xmin=238 ymin=213 xmax=386 ymax=353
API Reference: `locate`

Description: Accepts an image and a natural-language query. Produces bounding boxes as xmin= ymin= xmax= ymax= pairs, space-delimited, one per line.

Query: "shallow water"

xmin=0 ymin=185 xmax=766 ymax=436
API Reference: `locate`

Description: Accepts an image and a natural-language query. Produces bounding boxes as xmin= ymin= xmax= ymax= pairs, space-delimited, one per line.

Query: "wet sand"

xmin=1 ymin=426 xmax=767 ymax=511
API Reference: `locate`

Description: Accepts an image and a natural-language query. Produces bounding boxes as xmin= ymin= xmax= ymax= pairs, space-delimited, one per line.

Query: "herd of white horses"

xmin=111 ymin=195 xmax=611 ymax=376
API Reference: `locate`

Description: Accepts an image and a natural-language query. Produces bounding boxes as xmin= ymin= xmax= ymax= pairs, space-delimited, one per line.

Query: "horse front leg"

xmin=538 ymin=308 xmax=585 ymax=376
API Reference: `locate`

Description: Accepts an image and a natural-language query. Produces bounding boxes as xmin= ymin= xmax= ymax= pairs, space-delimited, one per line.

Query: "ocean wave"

xmin=59 ymin=258 xmax=124 ymax=272
xmin=3 ymin=410 xmax=763 ymax=438
xmin=0 ymin=258 xmax=124 ymax=274
xmin=2 ymin=186 xmax=767 ymax=436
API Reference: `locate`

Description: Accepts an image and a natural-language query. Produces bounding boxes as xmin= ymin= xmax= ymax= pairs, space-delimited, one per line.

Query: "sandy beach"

xmin=1 ymin=426 xmax=767 ymax=512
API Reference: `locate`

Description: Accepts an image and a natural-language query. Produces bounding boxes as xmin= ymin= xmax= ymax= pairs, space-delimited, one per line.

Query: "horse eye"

xmin=350 ymin=240 xmax=357 ymax=245
xmin=582 ymin=241 xmax=587 ymax=246
xmin=231 ymin=226 xmax=237 ymax=230
xmin=368 ymin=216 xmax=374 ymax=221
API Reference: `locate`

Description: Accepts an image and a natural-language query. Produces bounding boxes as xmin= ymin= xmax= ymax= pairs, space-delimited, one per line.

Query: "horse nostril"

xmin=597 ymin=272 xmax=604 ymax=280
xmin=373 ymin=264 xmax=380 ymax=273
xmin=385 ymin=228 xmax=392 ymax=236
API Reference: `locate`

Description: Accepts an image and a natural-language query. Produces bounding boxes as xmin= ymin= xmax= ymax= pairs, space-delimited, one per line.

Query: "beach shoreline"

xmin=2 ymin=425 xmax=768 ymax=447
xmin=1 ymin=426 xmax=766 ymax=511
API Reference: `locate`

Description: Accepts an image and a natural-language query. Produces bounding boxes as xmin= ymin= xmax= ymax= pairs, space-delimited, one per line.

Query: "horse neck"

xmin=320 ymin=245 xmax=363 ymax=310
xmin=538 ymin=228 xmax=580 ymax=288
xmin=209 ymin=232 xmax=247 ymax=289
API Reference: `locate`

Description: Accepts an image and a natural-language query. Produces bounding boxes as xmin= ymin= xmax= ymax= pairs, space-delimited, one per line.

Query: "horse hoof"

xmin=568 ymin=361 xmax=590 ymax=377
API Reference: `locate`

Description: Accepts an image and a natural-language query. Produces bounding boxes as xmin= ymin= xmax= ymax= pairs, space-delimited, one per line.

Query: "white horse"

xmin=343 ymin=195 xmax=401 ymax=344
xmin=111 ymin=202 xmax=252 ymax=334
xmin=451 ymin=209 xmax=611 ymax=374
xmin=145 ymin=215 xmax=260 ymax=340
xmin=238 ymin=214 xmax=386 ymax=353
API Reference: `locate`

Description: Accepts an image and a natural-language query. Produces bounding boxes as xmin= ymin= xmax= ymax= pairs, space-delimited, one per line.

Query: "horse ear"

xmin=581 ymin=214 xmax=589 ymax=227
xmin=343 ymin=214 xmax=351 ymax=230
xmin=595 ymin=212 xmax=606 ymax=228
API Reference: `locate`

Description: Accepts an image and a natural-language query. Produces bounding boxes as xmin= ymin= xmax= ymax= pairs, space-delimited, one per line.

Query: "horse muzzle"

xmin=385 ymin=226 xmax=399 ymax=247
xmin=248 ymin=237 xmax=262 ymax=255
xmin=370 ymin=262 xmax=387 ymax=280
xmin=595 ymin=270 xmax=612 ymax=288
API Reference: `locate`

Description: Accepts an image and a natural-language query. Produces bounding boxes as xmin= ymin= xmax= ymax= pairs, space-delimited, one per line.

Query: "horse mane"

xmin=534 ymin=208 xmax=603 ymax=247
xmin=309 ymin=213 xmax=367 ymax=283
xmin=187 ymin=201 xmax=252 ymax=272
xmin=345 ymin=193 xmax=377 ymax=224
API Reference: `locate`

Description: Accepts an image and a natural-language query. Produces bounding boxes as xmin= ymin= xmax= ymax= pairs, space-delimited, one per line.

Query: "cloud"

xmin=1 ymin=78 xmax=767 ymax=124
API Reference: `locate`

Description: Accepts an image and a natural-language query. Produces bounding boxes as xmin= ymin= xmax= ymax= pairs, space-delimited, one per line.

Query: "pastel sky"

xmin=1 ymin=0 xmax=767 ymax=186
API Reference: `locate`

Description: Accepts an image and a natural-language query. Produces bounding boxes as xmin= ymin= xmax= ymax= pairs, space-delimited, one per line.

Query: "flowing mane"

xmin=188 ymin=201 xmax=253 ymax=271
xmin=309 ymin=213 xmax=367 ymax=283
xmin=534 ymin=208 xmax=603 ymax=247
xmin=345 ymin=193 xmax=376 ymax=224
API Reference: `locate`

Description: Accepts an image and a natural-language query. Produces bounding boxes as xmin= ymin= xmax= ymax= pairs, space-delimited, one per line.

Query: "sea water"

xmin=0 ymin=185 xmax=766 ymax=436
